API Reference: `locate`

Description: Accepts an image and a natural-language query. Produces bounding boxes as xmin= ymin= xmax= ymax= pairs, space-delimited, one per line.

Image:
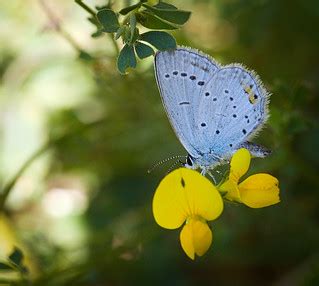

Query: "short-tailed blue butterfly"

xmin=154 ymin=47 xmax=270 ymax=174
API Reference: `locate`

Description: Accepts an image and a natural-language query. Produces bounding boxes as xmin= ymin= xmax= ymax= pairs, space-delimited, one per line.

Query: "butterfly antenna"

xmin=147 ymin=155 xmax=186 ymax=174
xmin=166 ymin=159 xmax=185 ymax=175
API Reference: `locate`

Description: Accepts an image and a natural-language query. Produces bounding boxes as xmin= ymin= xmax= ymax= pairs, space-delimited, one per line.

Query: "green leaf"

xmin=130 ymin=14 xmax=137 ymax=42
xmin=8 ymin=247 xmax=23 ymax=267
xmin=135 ymin=42 xmax=154 ymax=59
xmin=115 ymin=26 xmax=125 ymax=40
xmin=154 ymin=2 xmax=177 ymax=10
xmin=131 ymin=27 xmax=140 ymax=44
xmin=139 ymin=31 xmax=176 ymax=51
xmin=97 ymin=9 xmax=120 ymax=33
xmin=96 ymin=5 xmax=110 ymax=11
xmin=142 ymin=4 xmax=191 ymax=25
xmin=87 ymin=16 xmax=99 ymax=26
xmin=137 ymin=11 xmax=178 ymax=30
xmin=119 ymin=3 xmax=141 ymax=15
xmin=79 ymin=50 xmax=94 ymax=61
xmin=0 ymin=262 xmax=15 ymax=271
xmin=122 ymin=26 xmax=139 ymax=45
xmin=117 ymin=44 xmax=137 ymax=74
xmin=91 ymin=30 xmax=103 ymax=38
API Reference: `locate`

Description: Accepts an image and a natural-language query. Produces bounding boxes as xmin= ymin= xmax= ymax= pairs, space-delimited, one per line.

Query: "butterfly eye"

xmin=186 ymin=155 xmax=193 ymax=166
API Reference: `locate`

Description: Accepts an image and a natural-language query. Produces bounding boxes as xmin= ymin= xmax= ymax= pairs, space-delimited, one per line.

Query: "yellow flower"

xmin=153 ymin=168 xmax=223 ymax=260
xmin=219 ymin=148 xmax=280 ymax=208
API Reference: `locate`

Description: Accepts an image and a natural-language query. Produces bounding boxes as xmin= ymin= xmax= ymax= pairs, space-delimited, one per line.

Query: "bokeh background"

xmin=1 ymin=0 xmax=319 ymax=285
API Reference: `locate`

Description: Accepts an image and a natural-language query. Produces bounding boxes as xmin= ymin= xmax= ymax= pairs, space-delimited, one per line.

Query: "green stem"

xmin=40 ymin=0 xmax=85 ymax=54
xmin=74 ymin=0 xmax=119 ymax=54
xmin=0 ymin=119 xmax=106 ymax=213
xmin=74 ymin=0 xmax=96 ymax=17
xmin=0 ymin=144 xmax=48 ymax=212
xmin=108 ymin=34 xmax=120 ymax=54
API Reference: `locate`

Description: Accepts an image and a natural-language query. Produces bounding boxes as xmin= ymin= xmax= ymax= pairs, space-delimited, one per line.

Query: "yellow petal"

xmin=230 ymin=148 xmax=251 ymax=182
xmin=153 ymin=168 xmax=223 ymax=229
xmin=180 ymin=221 xmax=195 ymax=259
xmin=219 ymin=179 xmax=241 ymax=202
xmin=239 ymin=173 xmax=280 ymax=208
xmin=180 ymin=218 xmax=213 ymax=260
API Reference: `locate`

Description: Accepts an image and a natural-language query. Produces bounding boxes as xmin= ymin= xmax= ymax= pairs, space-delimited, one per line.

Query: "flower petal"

xmin=153 ymin=168 xmax=223 ymax=229
xmin=180 ymin=218 xmax=213 ymax=260
xmin=219 ymin=179 xmax=241 ymax=202
xmin=230 ymin=148 xmax=251 ymax=182
xmin=180 ymin=221 xmax=195 ymax=260
xmin=239 ymin=173 xmax=280 ymax=208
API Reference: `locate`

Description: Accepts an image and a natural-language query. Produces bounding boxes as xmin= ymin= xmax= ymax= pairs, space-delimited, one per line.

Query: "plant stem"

xmin=0 ymin=118 xmax=106 ymax=213
xmin=108 ymin=34 xmax=120 ymax=54
xmin=74 ymin=0 xmax=119 ymax=54
xmin=40 ymin=0 xmax=85 ymax=54
xmin=74 ymin=0 xmax=96 ymax=17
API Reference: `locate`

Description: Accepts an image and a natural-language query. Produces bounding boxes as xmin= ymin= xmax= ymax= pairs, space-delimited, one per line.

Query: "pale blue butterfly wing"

xmin=197 ymin=66 xmax=269 ymax=160
xmin=155 ymin=47 xmax=269 ymax=169
xmin=155 ymin=47 xmax=219 ymax=158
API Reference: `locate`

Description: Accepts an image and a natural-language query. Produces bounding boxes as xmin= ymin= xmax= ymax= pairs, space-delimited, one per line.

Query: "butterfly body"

xmin=155 ymin=47 xmax=270 ymax=172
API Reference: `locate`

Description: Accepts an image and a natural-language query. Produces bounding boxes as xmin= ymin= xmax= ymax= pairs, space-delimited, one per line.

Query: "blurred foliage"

xmin=76 ymin=0 xmax=190 ymax=73
xmin=0 ymin=0 xmax=319 ymax=285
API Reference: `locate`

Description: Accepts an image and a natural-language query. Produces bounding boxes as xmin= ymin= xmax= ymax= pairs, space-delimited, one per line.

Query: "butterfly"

xmin=154 ymin=47 xmax=270 ymax=174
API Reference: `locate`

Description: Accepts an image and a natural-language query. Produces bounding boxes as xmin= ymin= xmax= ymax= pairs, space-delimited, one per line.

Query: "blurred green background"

xmin=1 ymin=0 xmax=319 ymax=285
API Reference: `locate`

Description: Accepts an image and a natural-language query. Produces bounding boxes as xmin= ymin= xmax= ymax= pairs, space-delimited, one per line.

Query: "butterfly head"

xmin=184 ymin=154 xmax=197 ymax=170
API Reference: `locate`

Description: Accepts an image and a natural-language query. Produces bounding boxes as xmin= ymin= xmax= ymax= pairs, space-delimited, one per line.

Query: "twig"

xmin=74 ymin=0 xmax=96 ymax=17
xmin=39 ymin=0 xmax=84 ymax=54
xmin=74 ymin=0 xmax=119 ymax=54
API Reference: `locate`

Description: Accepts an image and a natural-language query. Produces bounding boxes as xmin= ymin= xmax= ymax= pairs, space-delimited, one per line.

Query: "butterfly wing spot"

xmin=190 ymin=61 xmax=210 ymax=73
xmin=242 ymin=84 xmax=258 ymax=104
xmin=191 ymin=61 xmax=210 ymax=72
xmin=165 ymin=74 xmax=170 ymax=78
xmin=155 ymin=47 xmax=269 ymax=170
xmin=249 ymin=93 xmax=258 ymax=104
